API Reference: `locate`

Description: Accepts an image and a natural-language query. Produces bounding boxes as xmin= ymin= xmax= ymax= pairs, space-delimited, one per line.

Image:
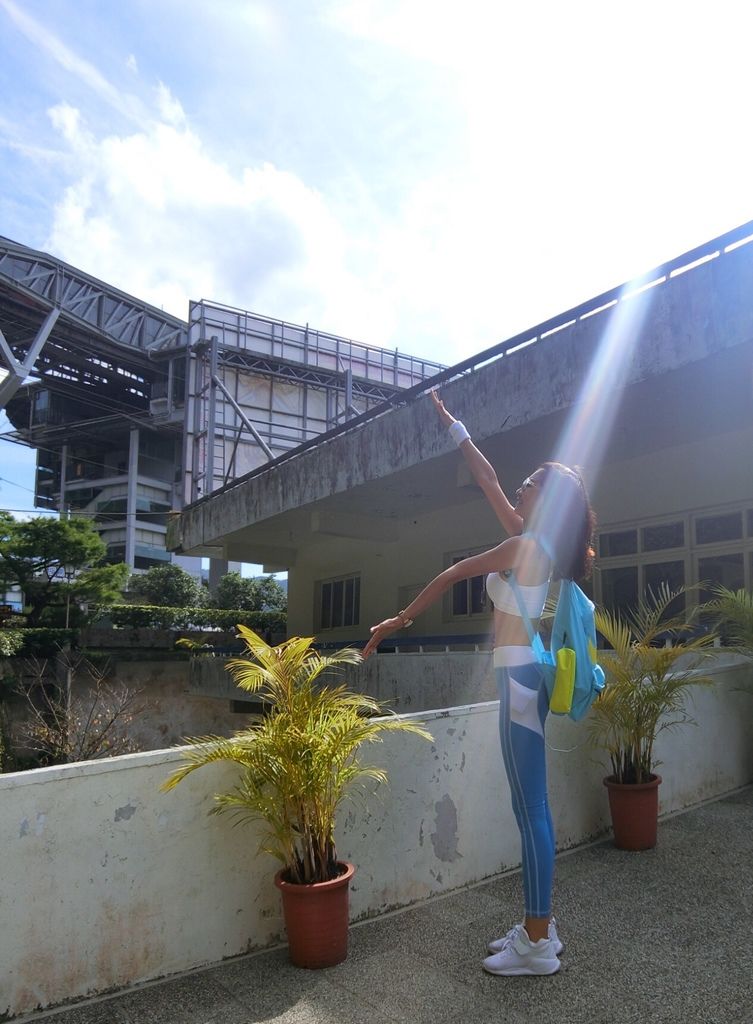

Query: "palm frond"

xmin=162 ymin=630 xmax=432 ymax=882
xmin=590 ymin=584 xmax=718 ymax=784
xmin=705 ymin=585 xmax=753 ymax=657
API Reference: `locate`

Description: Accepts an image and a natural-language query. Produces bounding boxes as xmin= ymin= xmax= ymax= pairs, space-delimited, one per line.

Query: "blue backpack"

xmin=508 ymin=569 xmax=605 ymax=722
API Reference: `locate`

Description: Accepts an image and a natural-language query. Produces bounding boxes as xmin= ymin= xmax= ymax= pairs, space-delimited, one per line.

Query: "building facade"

xmin=168 ymin=221 xmax=753 ymax=639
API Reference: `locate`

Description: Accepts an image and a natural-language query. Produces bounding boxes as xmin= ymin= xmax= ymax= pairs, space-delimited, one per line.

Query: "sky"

xmin=1 ymin=0 xmax=752 ymax=518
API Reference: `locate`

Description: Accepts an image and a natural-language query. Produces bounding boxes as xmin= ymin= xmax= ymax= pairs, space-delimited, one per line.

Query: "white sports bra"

xmin=485 ymin=531 xmax=552 ymax=617
xmin=485 ymin=571 xmax=549 ymax=617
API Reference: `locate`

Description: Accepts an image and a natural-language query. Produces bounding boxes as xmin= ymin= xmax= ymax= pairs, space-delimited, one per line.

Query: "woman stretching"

xmin=363 ymin=391 xmax=596 ymax=977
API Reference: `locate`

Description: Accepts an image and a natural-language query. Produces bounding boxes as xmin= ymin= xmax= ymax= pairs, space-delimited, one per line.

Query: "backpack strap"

xmin=504 ymin=570 xmax=537 ymax=647
xmin=521 ymin=530 xmax=555 ymax=563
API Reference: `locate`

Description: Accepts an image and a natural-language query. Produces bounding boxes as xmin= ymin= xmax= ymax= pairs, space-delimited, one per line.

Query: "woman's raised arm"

xmin=430 ymin=390 xmax=523 ymax=537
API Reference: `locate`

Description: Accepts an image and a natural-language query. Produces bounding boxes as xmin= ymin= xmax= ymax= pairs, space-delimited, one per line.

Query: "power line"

xmin=0 ymin=506 xmax=176 ymax=519
xmin=0 ymin=426 xmax=180 ymax=477
xmin=0 ymin=476 xmax=36 ymax=494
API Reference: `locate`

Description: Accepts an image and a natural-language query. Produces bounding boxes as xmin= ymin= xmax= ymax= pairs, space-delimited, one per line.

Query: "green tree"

xmin=128 ymin=563 xmax=204 ymax=608
xmin=0 ymin=514 xmax=128 ymax=626
xmin=212 ymin=571 xmax=286 ymax=611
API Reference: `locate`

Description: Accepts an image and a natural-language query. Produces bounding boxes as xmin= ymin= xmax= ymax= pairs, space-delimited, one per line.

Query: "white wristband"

xmin=448 ymin=421 xmax=470 ymax=446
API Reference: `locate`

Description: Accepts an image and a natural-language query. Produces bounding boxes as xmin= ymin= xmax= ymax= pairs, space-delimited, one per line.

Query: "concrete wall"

xmin=191 ymin=650 xmax=498 ymax=712
xmin=2 ymin=654 xmax=752 ymax=1018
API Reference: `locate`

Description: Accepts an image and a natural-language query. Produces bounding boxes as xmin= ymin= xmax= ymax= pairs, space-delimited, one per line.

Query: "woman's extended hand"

xmin=362 ymin=616 xmax=404 ymax=659
xmin=430 ymin=389 xmax=455 ymax=428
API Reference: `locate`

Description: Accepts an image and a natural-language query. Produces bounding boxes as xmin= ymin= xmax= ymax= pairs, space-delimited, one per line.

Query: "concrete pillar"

xmin=125 ymin=428 xmax=139 ymax=570
xmin=208 ymin=558 xmax=228 ymax=593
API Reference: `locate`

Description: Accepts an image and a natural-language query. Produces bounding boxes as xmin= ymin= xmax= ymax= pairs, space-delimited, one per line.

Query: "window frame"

xmin=595 ymin=501 xmax=753 ymax=613
xmin=443 ymin=546 xmax=493 ymax=623
xmin=315 ymin=572 xmax=361 ymax=632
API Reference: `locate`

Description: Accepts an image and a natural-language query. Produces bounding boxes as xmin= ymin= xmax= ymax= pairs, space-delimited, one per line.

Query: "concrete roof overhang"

xmin=169 ymin=228 xmax=753 ymax=568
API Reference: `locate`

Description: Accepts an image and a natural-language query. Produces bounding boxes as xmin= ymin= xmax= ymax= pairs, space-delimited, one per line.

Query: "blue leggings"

xmin=495 ymin=660 xmax=554 ymax=918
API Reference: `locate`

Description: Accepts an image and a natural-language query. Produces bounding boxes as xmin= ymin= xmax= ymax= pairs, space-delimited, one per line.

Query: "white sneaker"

xmin=487 ymin=918 xmax=563 ymax=956
xmin=482 ymin=926 xmax=561 ymax=976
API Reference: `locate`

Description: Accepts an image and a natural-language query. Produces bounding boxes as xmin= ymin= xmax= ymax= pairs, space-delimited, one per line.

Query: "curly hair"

xmin=535 ymin=462 xmax=596 ymax=582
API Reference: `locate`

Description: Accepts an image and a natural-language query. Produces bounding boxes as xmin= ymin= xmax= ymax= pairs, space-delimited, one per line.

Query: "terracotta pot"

xmin=274 ymin=861 xmax=355 ymax=968
xmin=603 ymin=774 xmax=662 ymax=851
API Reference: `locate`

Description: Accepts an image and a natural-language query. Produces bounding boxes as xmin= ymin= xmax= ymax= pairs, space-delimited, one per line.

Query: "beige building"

xmin=169 ymin=220 xmax=753 ymax=644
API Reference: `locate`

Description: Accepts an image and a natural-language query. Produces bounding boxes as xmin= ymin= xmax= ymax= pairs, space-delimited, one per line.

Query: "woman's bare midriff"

xmin=493 ymin=607 xmax=540 ymax=649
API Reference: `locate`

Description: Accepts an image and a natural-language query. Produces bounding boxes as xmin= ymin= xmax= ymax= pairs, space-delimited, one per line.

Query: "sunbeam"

xmin=530 ymin=280 xmax=659 ymax=553
xmin=556 ymin=283 xmax=659 ymax=472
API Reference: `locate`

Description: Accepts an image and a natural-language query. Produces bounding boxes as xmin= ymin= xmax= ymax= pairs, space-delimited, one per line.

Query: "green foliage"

xmin=211 ymin=571 xmax=287 ymax=612
xmin=0 ymin=513 xmax=128 ymax=626
xmin=705 ymin=585 xmax=753 ymax=659
xmin=590 ymin=584 xmax=717 ymax=784
xmin=163 ymin=627 xmax=432 ymax=884
xmin=14 ymin=629 xmax=78 ymax=656
xmin=0 ymin=630 xmax=24 ymax=658
xmin=127 ymin=564 xmax=205 ymax=608
xmin=95 ymin=604 xmax=285 ymax=633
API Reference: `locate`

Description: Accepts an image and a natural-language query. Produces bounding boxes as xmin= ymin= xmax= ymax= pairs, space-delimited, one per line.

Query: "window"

xmin=599 ymin=530 xmax=637 ymax=558
xmin=597 ymin=503 xmax=753 ymax=617
xmin=448 ymin=553 xmax=488 ymax=618
xmin=698 ymin=553 xmax=744 ymax=602
xmin=695 ymin=512 xmax=742 ymax=545
xmin=600 ymin=566 xmax=638 ymax=618
xmin=644 ymin=560 xmax=686 ymax=614
xmin=318 ymin=574 xmax=360 ymax=630
xmin=642 ymin=522 xmax=684 ymax=552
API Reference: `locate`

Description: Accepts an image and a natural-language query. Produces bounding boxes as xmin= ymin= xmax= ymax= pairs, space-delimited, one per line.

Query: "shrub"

xmin=13 ymin=629 xmax=78 ymax=656
xmin=92 ymin=605 xmax=286 ymax=634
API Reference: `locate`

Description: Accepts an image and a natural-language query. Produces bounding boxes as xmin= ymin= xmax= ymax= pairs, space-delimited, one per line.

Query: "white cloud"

xmin=155 ymin=83 xmax=186 ymax=129
xmin=43 ymin=91 xmax=377 ymax=340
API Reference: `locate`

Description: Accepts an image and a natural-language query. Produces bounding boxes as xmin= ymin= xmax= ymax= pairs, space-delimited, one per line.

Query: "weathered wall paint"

xmin=1 ymin=656 xmax=751 ymax=1018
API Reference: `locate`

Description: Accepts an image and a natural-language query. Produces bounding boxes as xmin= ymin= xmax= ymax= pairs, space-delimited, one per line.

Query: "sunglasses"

xmin=520 ymin=476 xmax=538 ymax=490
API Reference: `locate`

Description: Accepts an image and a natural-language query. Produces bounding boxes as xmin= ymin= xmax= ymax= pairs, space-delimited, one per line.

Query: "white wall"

xmin=2 ymin=656 xmax=751 ymax=1018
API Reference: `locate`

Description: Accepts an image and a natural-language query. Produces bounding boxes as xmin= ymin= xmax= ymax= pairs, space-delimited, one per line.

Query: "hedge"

xmin=91 ymin=605 xmax=287 ymax=633
xmin=7 ymin=628 xmax=78 ymax=656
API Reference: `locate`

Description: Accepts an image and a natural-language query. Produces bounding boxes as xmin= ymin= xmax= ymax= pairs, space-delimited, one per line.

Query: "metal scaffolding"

xmin=0 ymin=237 xmax=445 ymax=565
xmin=182 ymin=300 xmax=444 ymax=503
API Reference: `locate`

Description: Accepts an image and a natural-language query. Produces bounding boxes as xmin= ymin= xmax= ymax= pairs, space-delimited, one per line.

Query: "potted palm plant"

xmin=590 ymin=585 xmax=716 ymax=850
xmin=162 ymin=625 xmax=432 ymax=968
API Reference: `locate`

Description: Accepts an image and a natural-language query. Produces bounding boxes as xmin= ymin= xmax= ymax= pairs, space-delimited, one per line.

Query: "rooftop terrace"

xmin=19 ymin=785 xmax=753 ymax=1024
